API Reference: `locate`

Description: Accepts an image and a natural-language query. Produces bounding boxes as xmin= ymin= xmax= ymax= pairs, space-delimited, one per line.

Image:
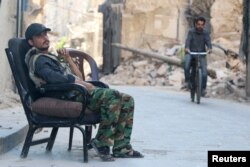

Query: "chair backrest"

xmin=5 ymin=38 xmax=40 ymax=120
xmin=68 ymin=48 xmax=99 ymax=81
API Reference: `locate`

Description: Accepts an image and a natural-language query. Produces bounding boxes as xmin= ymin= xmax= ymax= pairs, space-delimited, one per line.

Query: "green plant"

xmin=56 ymin=36 xmax=67 ymax=49
xmin=178 ymin=47 xmax=185 ymax=66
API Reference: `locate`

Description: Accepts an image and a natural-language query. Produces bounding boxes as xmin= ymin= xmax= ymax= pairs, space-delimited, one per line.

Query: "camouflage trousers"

xmin=87 ymin=88 xmax=134 ymax=154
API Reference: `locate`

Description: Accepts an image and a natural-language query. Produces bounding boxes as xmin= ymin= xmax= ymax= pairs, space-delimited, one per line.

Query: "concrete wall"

xmin=23 ymin=0 xmax=104 ymax=68
xmin=0 ymin=1 xmax=17 ymax=91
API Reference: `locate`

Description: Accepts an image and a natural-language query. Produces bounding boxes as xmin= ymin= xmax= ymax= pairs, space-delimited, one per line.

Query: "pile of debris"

xmin=99 ymin=43 xmax=247 ymax=102
xmin=207 ymin=49 xmax=246 ymax=102
xmin=100 ymin=56 xmax=176 ymax=87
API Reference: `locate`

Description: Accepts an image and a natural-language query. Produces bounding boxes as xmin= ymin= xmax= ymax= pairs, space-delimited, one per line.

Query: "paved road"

xmin=0 ymin=86 xmax=250 ymax=167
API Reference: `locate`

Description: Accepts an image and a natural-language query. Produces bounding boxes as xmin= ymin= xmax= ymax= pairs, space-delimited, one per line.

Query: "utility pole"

xmin=246 ymin=0 xmax=250 ymax=97
xmin=99 ymin=0 xmax=123 ymax=74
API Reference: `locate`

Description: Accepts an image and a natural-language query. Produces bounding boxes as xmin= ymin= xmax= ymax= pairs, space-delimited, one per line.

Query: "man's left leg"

xmin=183 ymin=53 xmax=192 ymax=89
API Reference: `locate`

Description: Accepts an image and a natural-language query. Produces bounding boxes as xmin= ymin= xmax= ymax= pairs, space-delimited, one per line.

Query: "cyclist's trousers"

xmin=184 ymin=53 xmax=207 ymax=90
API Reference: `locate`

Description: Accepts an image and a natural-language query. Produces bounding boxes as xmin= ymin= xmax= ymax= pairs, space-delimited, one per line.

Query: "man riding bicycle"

xmin=183 ymin=16 xmax=212 ymax=97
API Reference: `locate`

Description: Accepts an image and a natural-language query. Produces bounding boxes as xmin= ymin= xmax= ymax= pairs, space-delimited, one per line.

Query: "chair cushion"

xmin=31 ymin=97 xmax=83 ymax=118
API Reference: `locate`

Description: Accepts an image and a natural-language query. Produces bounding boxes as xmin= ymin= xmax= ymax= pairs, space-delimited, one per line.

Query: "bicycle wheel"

xmin=190 ymin=66 xmax=195 ymax=102
xmin=196 ymin=68 xmax=202 ymax=104
xmin=191 ymin=85 xmax=195 ymax=102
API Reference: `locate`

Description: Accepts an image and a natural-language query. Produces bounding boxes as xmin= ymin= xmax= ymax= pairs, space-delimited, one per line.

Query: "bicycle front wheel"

xmin=196 ymin=69 xmax=202 ymax=104
xmin=190 ymin=66 xmax=196 ymax=102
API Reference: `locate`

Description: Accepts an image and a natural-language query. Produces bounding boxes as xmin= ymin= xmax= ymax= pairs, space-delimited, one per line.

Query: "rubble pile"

xmin=100 ymin=44 xmax=247 ymax=102
xmin=207 ymin=52 xmax=246 ymax=101
xmin=100 ymin=56 xmax=177 ymax=87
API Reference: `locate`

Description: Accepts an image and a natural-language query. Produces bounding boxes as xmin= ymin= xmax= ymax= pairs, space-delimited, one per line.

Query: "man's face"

xmin=28 ymin=31 xmax=50 ymax=52
xmin=195 ymin=20 xmax=205 ymax=32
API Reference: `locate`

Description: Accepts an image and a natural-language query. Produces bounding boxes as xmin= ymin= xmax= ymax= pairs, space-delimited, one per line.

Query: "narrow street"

xmin=0 ymin=86 xmax=250 ymax=167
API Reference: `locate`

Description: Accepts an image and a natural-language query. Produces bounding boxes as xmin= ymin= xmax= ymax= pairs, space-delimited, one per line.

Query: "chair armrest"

xmin=86 ymin=80 xmax=109 ymax=88
xmin=39 ymin=83 xmax=89 ymax=105
xmin=38 ymin=83 xmax=89 ymax=121
xmin=67 ymin=48 xmax=99 ymax=80
xmin=39 ymin=83 xmax=87 ymax=93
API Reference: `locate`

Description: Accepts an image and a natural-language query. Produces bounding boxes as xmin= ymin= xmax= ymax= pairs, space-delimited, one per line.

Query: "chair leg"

xmin=85 ymin=126 xmax=92 ymax=145
xmin=20 ymin=126 xmax=37 ymax=158
xmin=46 ymin=127 xmax=58 ymax=151
xmin=75 ymin=125 xmax=88 ymax=163
xmin=68 ymin=127 xmax=74 ymax=151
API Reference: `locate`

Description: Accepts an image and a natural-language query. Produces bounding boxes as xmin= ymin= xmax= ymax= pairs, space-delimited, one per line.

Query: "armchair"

xmin=5 ymin=38 xmax=105 ymax=162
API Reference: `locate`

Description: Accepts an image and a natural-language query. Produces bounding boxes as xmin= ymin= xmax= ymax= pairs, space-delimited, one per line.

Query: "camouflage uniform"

xmin=87 ymin=88 xmax=134 ymax=154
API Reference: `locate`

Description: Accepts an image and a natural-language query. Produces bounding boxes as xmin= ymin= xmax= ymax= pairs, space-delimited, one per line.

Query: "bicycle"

xmin=189 ymin=51 xmax=208 ymax=104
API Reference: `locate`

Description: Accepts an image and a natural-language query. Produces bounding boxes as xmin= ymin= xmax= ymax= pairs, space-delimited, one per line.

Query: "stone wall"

xmin=211 ymin=0 xmax=243 ymax=53
xmin=121 ymin=0 xmax=189 ymax=52
xmin=0 ymin=1 xmax=17 ymax=91
xmin=120 ymin=0 xmax=243 ymax=54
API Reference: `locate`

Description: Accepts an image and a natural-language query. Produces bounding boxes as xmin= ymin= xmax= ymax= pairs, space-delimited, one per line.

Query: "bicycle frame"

xmin=189 ymin=52 xmax=208 ymax=104
xmin=190 ymin=52 xmax=207 ymax=73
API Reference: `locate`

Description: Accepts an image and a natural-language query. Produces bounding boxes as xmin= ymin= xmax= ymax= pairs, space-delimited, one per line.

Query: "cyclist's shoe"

xmin=181 ymin=82 xmax=190 ymax=90
xmin=201 ymin=89 xmax=209 ymax=98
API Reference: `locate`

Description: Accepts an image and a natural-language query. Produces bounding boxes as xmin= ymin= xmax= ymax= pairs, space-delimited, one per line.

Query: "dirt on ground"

xmin=0 ymin=90 xmax=21 ymax=109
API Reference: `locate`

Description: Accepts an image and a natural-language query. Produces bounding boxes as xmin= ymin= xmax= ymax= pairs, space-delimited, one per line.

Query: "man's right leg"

xmin=183 ymin=54 xmax=192 ymax=88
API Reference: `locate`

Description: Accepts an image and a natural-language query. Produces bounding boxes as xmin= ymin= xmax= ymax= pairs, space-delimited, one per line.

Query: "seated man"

xmin=183 ymin=16 xmax=212 ymax=96
xmin=24 ymin=23 xmax=144 ymax=161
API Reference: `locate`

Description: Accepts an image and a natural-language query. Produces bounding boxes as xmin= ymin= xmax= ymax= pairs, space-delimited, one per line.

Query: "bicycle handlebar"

xmin=188 ymin=52 xmax=208 ymax=55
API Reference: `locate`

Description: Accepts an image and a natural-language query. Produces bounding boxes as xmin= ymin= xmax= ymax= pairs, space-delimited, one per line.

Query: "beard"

xmin=38 ymin=46 xmax=49 ymax=52
xmin=38 ymin=41 xmax=50 ymax=52
xmin=196 ymin=27 xmax=203 ymax=32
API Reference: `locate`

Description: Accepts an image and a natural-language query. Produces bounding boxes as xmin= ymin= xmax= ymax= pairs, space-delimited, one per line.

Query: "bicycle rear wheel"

xmin=196 ymin=69 xmax=202 ymax=104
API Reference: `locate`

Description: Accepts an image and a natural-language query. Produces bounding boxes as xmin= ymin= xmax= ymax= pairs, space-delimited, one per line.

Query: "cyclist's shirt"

xmin=185 ymin=28 xmax=212 ymax=52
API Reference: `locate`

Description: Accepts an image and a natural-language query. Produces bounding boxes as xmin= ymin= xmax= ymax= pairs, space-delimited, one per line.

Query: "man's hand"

xmin=185 ymin=48 xmax=190 ymax=53
xmin=75 ymin=79 xmax=95 ymax=92
xmin=58 ymin=48 xmax=84 ymax=79
xmin=208 ymin=49 xmax=212 ymax=54
xmin=57 ymin=48 xmax=71 ymax=61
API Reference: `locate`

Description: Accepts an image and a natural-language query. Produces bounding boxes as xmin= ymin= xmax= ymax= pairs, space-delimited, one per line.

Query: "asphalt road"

xmin=0 ymin=86 xmax=250 ymax=167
